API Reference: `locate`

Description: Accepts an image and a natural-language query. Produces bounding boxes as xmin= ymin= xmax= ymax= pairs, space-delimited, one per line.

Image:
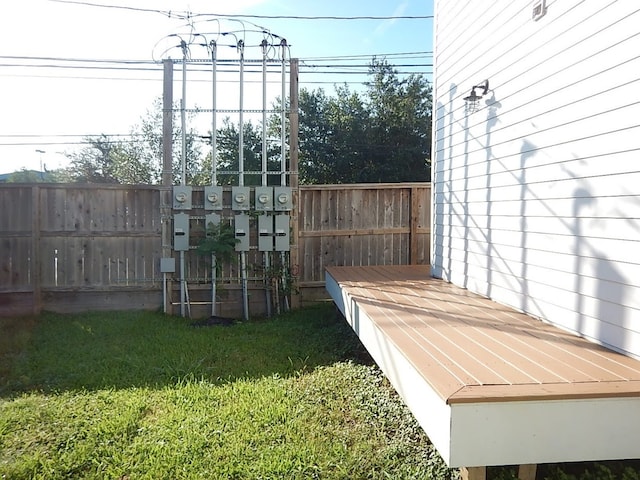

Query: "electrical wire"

xmin=48 ymin=0 xmax=433 ymax=21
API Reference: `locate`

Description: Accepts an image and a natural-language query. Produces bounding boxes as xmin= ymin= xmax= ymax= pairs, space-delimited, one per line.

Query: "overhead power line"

xmin=1 ymin=52 xmax=433 ymax=61
xmin=48 ymin=0 xmax=433 ymax=21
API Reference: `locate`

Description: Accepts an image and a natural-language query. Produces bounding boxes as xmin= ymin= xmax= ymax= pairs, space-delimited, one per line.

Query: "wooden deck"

xmin=326 ymin=265 xmax=640 ymax=468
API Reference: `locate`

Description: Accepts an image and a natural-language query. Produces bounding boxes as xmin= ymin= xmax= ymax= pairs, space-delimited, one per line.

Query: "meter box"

xmin=234 ymin=214 xmax=250 ymax=252
xmin=204 ymin=186 xmax=223 ymax=210
xmin=274 ymin=214 xmax=290 ymax=252
xmin=172 ymin=186 xmax=193 ymax=210
xmin=258 ymin=214 xmax=274 ymax=252
xmin=204 ymin=213 xmax=221 ymax=234
xmin=173 ymin=213 xmax=190 ymax=251
xmin=274 ymin=186 xmax=292 ymax=211
xmin=255 ymin=186 xmax=273 ymax=211
xmin=232 ymin=186 xmax=250 ymax=211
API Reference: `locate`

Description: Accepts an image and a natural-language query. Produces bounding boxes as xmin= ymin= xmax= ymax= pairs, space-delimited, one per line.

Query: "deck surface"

xmin=326 ymin=265 xmax=640 ymax=404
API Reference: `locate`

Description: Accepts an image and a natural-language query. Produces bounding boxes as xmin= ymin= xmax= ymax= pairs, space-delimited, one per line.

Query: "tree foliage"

xmin=200 ymin=117 xmax=281 ymax=186
xmin=49 ymin=58 xmax=431 ymax=185
xmin=298 ymin=59 xmax=432 ymax=184
xmin=58 ymin=99 xmax=202 ymax=185
xmin=6 ymin=169 xmax=60 ymax=183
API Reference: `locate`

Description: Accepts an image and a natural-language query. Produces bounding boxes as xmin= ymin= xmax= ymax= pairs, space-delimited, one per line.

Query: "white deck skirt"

xmin=326 ymin=270 xmax=640 ymax=468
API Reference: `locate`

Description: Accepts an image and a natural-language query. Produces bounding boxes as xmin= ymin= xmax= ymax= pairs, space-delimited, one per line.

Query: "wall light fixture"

xmin=463 ymin=80 xmax=490 ymax=114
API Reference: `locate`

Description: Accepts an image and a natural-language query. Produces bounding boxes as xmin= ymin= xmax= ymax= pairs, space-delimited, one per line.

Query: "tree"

xmin=295 ymin=59 xmax=432 ymax=184
xmin=204 ymin=117 xmax=281 ymax=186
xmin=59 ymin=98 xmax=203 ymax=185
xmin=365 ymin=59 xmax=432 ymax=182
xmin=55 ymin=59 xmax=432 ymax=186
xmin=58 ymin=135 xmax=122 ymax=183
xmin=6 ymin=168 xmax=60 ymax=183
xmin=128 ymin=97 xmax=203 ymax=185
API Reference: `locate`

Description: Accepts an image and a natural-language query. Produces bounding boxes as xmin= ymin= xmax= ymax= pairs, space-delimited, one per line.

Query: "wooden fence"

xmin=0 ymin=182 xmax=430 ymax=317
xmin=296 ymin=183 xmax=431 ymax=302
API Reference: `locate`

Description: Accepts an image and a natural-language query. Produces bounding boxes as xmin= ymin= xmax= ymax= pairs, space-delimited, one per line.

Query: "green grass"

xmin=2 ymin=305 xmax=639 ymax=480
xmin=0 ymin=304 xmax=454 ymax=479
xmin=1 ymin=304 xmax=364 ymax=393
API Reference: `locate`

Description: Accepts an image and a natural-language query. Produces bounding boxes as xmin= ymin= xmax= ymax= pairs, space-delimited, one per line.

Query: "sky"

xmin=0 ymin=0 xmax=433 ymax=174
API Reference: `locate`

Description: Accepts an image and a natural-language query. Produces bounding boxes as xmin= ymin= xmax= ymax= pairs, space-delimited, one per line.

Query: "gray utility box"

xmin=232 ymin=186 xmax=251 ymax=211
xmin=173 ymin=213 xmax=190 ymax=251
xmin=274 ymin=214 xmax=290 ymax=252
xmin=255 ymin=186 xmax=273 ymax=212
xmin=173 ymin=186 xmax=193 ymax=210
xmin=234 ymin=214 xmax=250 ymax=252
xmin=204 ymin=186 xmax=223 ymax=210
xmin=274 ymin=186 xmax=292 ymax=211
xmin=258 ymin=214 xmax=274 ymax=252
xmin=160 ymin=257 xmax=176 ymax=273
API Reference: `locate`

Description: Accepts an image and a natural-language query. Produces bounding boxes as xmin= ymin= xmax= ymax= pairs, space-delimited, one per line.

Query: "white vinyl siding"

xmin=432 ymin=0 xmax=640 ymax=358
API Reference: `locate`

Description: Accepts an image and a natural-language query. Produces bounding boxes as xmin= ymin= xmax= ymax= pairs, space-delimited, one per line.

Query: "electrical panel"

xmin=204 ymin=186 xmax=223 ymax=210
xmin=172 ymin=186 xmax=193 ymax=210
xmin=258 ymin=214 xmax=274 ymax=252
xmin=232 ymin=186 xmax=251 ymax=211
xmin=254 ymin=186 xmax=273 ymax=212
xmin=274 ymin=186 xmax=292 ymax=211
xmin=173 ymin=213 xmax=190 ymax=251
xmin=274 ymin=214 xmax=290 ymax=252
xmin=234 ymin=214 xmax=250 ymax=252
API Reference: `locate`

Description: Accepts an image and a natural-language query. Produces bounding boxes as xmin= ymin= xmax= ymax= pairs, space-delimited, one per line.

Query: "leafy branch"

xmin=196 ymin=221 xmax=239 ymax=263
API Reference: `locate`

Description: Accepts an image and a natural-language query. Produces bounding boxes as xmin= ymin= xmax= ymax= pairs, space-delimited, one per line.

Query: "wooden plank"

xmin=299 ymin=182 xmax=430 ymax=191
xmin=518 ymin=464 xmax=537 ymax=480
xmin=410 ymin=187 xmax=420 ymax=264
xmin=450 ymin=381 xmax=640 ymax=404
xmin=299 ymin=227 xmax=409 ymax=237
xmin=460 ymin=467 xmax=486 ymax=480
xmin=31 ymin=185 xmax=41 ymax=313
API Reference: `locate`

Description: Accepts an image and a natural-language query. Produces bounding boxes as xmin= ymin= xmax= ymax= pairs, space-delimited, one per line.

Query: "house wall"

xmin=431 ymin=0 xmax=640 ymax=358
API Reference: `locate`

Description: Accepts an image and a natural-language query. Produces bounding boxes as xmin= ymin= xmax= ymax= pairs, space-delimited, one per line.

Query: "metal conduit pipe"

xmin=280 ymin=39 xmax=287 ymax=187
xmin=280 ymin=40 xmax=290 ymax=312
xmin=179 ymin=41 xmax=188 ymax=318
xmin=210 ymin=40 xmax=218 ymax=316
xmin=261 ymin=39 xmax=272 ymax=317
xmin=238 ymin=40 xmax=249 ymax=321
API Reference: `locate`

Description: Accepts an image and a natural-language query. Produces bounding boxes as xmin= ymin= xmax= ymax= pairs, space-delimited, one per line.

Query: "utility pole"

xmin=35 ymin=149 xmax=45 ymax=180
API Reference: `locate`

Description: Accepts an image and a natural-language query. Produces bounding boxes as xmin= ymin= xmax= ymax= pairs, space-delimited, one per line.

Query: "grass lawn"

xmin=2 ymin=303 xmax=639 ymax=480
xmin=0 ymin=303 xmax=454 ymax=479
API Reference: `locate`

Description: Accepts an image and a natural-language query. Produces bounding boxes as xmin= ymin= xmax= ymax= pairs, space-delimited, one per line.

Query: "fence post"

xmin=31 ymin=185 xmax=42 ymax=314
xmin=289 ymin=58 xmax=301 ymax=309
xmin=410 ymin=187 xmax=420 ymax=265
xmin=162 ymin=59 xmax=174 ymax=314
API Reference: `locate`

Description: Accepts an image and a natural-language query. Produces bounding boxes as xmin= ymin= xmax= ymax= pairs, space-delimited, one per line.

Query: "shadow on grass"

xmin=0 ymin=302 xmax=371 ymax=397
